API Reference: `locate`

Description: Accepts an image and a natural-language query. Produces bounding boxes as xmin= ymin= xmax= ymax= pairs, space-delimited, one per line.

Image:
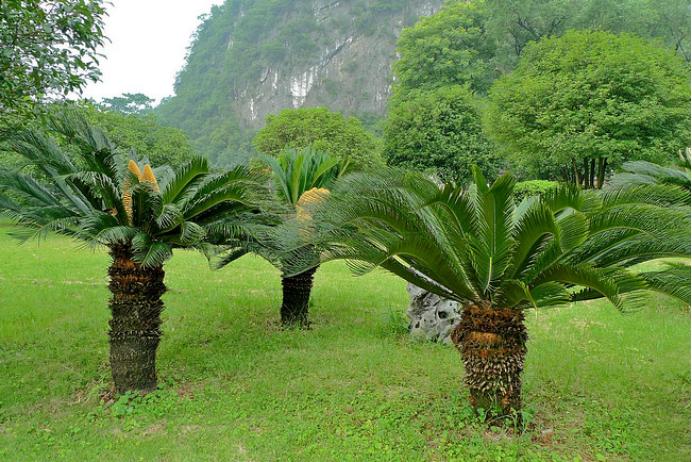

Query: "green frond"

xmin=277 ymin=165 xmax=683 ymax=313
xmin=609 ymin=160 xmax=690 ymax=192
xmin=638 ymin=263 xmax=691 ymax=304
xmin=160 ymin=157 xmax=209 ymax=203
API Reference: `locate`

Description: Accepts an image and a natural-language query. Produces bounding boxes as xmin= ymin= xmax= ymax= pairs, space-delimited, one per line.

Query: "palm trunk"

xmin=280 ymin=266 xmax=318 ymax=328
xmin=451 ymin=303 xmax=527 ymax=417
xmin=108 ymin=245 xmax=165 ymax=394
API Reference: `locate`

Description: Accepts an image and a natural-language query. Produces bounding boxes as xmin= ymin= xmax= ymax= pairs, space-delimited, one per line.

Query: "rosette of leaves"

xmin=217 ymin=147 xmax=345 ymax=327
xmin=0 ymin=112 xmax=271 ymax=393
xmin=279 ymin=166 xmax=689 ymax=418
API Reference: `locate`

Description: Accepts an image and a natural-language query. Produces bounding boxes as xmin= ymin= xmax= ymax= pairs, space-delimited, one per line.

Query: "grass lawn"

xmin=0 ymin=223 xmax=689 ymax=461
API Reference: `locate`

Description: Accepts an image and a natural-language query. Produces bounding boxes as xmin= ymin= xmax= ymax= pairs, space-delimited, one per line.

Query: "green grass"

xmin=0 ymin=223 xmax=689 ymax=461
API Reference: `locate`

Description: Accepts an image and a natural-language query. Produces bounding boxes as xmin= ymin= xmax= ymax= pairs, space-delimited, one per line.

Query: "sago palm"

xmin=218 ymin=147 xmax=346 ymax=327
xmin=0 ymin=114 xmax=269 ymax=393
xmin=608 ymin=149 xmax=691 ymax=192
xmin=282 ymin=167 xmax=690 ymax=415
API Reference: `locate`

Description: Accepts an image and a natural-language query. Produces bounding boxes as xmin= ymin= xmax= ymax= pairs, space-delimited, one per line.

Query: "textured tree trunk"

xmin=280 ymin=266 xmax=318 ymax=328
xmin=108 ymin=245 xmax=165 ymax=394
xmin=596 ymin=157 xmax=607 ymax=189
xmin=451 ymin=303 xmax=528 ymax=418
xmin=589 ymin=158 xmax=596 ymax=189
xmin=572 ymin=158 xmax=581 ymax=186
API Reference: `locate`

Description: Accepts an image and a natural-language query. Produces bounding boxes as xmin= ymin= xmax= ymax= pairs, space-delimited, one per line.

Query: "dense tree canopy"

xmin=484 ymin=31 xmax=690 ymax=186
xmin=393 ymin=1 xmax=495 ymax=97
xmin=485 ymin=0 xmax=691 ymax=69
xmin=253 ymin=107 xmax=382 ymax=170
xmin=392 ymin=0 xmax=691 ymax=98
xmin=384 ymin=86 xmax=500 ymax=182
xmin=0 ymin=0 xmax=107 ymax=116
xmin=98 ymin=93 xmax=155 ymax=115
xmin=81 ymin=105 xmax=196 ymax=168
xmin=0 ymin=104 xmax=197 ymax=172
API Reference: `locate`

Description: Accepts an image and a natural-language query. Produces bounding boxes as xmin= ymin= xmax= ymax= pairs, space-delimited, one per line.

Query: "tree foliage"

xmin=513 ymin=180 xmax=559 ymax=202
xmin=0 ymin=112 xmax=270 ymax=265
xmin=393 ymin=0 xmax=690 ymax=100
xmin=609 ymin=149 xmax=691 ymax=193
xmin=0 ymin=0 xmax=107 ymax=115
xmin=384 ymin=86 xmax=500 ymax=183
xmin=485 ymin=0 xmax=691 ymax=69
xmin=253 ymin=107 xmax=382 ymax=170
xmin=262 ymin=147 xmax=346 ymax=206
xmin=98 ymin=93 xmax=155 ymax=115
xmin=277 ymin=165 xmax=689 ymax=412
xmin=485 ymin=30 xmax=690 ymax=186
xmin=285 ymin=166 xmax=689 ymax=307
xmin=82 ymin=105 xmax=197 ymax=168
xmin=393 ymin=1 xmax=495 ymax=97
xmin=0 ymin=113 xmax=273 ymax=393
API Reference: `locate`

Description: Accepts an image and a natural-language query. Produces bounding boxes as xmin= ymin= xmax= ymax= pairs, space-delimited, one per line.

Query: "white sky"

xmin=82 ymin=0 xmax=224 ymax=103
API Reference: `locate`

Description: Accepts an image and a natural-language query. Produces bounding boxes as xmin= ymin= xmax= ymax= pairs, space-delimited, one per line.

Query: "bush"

xmin=253 ymin=107 xmax=382 ymax=170
xmin=384 ymin=86 xmax=501 ymax=183
xmin=513 ymin=180 xmax=559 ymax=201
xmin=485 ymin=30 xmax=690 ymax=187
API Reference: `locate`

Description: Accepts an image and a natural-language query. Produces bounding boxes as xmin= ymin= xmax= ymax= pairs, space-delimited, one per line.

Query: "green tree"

xmin=253 ymin=107 xmax=382 ymax=169
xmin=485 ymin=0 xmax=691 ymax=69
xmin=392 ymin=0 xmax=495 ymax=97
xmin=0 ymin=0 xmax=107 ymax=115
xmin=0 ymin=114 xmax=270 ymax=393
xmin=82 ymin=105 xmax=197 ymax=168
xmin=99 ymin=93 xmax=155 ymax=115
xmin=384 ymin=86 xmax=501 ymax=182
xmin=485 ymin=30 xmax=690 ymax=187
xmin=218 ymin=147 xmax=346 ymax=327
xmin=282 ymin=167 xmax=689 ymax=416
xmin=392 ymin=0 xmax=691 ymax=98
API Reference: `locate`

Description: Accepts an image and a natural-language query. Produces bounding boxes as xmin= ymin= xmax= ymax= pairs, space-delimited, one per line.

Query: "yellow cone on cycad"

xmin=122 ymin=160 xmax=141 ymax=224
xmin=123 ymin=160 xmax=159 ymax=224
xmin=142 ymin=165 xmax=159 ymax=192
xmin=296 ymin=187 xmax=330 ymax=222
xmin=127 ymin=159 xmax=142 ymax=178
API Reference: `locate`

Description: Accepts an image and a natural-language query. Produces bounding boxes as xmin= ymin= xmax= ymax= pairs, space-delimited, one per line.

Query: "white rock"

xmin=407 ymin=284 xmax=461 ymax=344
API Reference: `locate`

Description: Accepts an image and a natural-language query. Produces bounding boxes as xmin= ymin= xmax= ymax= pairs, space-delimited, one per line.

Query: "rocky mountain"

xmin=156 ymin=0 xmax=443 ymax=165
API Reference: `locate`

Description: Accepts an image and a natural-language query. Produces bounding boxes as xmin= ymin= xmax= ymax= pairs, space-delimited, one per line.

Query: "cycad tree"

xmin=0 ymin=114 xmax=269 ymax=393
xmin=283 ymin=167 xmax=690 ymax=415
xmin=219 ymin=147 xmax=345 ymax=327
xmin=608 ymin=149 xmax=691 ymax=192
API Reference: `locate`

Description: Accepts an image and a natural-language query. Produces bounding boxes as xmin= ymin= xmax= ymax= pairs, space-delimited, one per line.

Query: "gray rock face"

xmin=158 ymin=0 xmax=444 ymax=164
xmin=406 ymin=284 xmax=461 ymax=344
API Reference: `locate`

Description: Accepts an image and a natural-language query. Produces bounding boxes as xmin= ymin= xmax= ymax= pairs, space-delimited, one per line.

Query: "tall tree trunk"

xmin=589 ymin=158 xmax=596 ymax=189
xmin=108 ymin=245 xmax=165 ymax=394
xmin=572 ymin=159 xmax=581 ymax=187
xmin=451 ymin=303 xmax=528 ymax=417
xmin=280 ymin=266 xmax=318 ymax=328
xmin=596 ymin=158 xmax=607 ymax=189
xmin=582 ymin=158 xmax=590 ymax=189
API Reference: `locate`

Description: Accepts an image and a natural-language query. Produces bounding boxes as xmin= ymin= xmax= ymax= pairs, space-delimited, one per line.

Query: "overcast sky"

xmin=82 ymin=0 xmax=224 ymax=103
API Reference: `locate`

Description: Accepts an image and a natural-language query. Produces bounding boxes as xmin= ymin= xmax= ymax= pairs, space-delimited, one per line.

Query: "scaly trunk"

xmin=280 ymin=266 xmax=318 ymax=328
xmin=108 ymin=245 xmax=165 ymax=394
xmin=451 ymin=303 xmax=528 ymax=417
